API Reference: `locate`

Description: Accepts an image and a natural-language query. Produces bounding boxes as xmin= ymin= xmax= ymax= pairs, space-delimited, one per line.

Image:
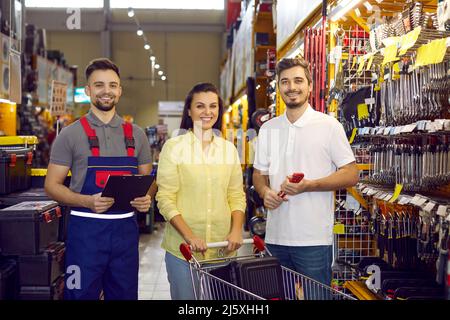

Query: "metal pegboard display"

xmin=332 ymin=148 xmax=376 ymax=291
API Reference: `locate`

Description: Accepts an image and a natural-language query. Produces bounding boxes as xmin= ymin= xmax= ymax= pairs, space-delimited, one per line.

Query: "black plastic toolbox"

xmin=18 ymin=242 xmax=65 ymax=286
xmin=0 ymin=201 xmax=61 ymax=255
xmin=0 ymin=257 xmax=18 ymax=300
xmin=19 ymin=274 xmax=65 ymax=300
xmin=209 ymin=256 xmax=284 ymax=300
xmin=0 ymin=147 xmax=33 ymax=195
xmin=0 ymin=188 xmax=69 ymax=242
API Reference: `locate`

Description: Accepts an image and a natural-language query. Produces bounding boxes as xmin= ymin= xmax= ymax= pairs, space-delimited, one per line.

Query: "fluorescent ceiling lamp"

xmin=25 ymin=0 xmax=103 ymax=7
xmin=127 ymin=7 xmax=135 ymax=17
xmin=330 ymin=0 xmax=363 ymax=22
xmin=144 ymin=44 xmax=150 ymax=50
xmin=354 ymin=8 xmax=361 ymax=17
xmin=161 ymin=76 xmax=167 ymax=81
xmin=111 ymin=0 xmax=224 ymax=10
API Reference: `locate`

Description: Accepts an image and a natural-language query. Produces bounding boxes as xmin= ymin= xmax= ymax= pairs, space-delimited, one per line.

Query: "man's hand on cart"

xmin=225 ymin=230 xmax=243 ymax=254
xmin=87 ymin=193 xmax=115 ymax=213
xmin=130 ymin=194 xmax=152 ymax=212
xmin=262 ymin=187 xmax=287 ymax=210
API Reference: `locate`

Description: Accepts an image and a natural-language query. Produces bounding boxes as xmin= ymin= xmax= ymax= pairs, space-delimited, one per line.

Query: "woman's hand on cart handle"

xmin=179 ymin=236 xmax=265 ymax=261
xmin=225 ymin=231 xmax=243 ymax=253
xmin=184 ymin=235 xmax=207 ymax=255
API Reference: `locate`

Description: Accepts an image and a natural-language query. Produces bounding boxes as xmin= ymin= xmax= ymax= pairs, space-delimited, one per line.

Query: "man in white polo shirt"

xmin=253 ymin=57 xmax=359 ymax=288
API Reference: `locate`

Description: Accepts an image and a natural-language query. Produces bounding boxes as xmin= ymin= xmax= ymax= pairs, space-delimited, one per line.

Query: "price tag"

xmin=384 ymin=193 xmax=393 ymax=201
xmin=416 ymin=197 xmax=428 ymax=207
xmin=398 ymin=196 xmax=411 ymax=205
xmin=402 ymin=123 xmax=417 ymax=133
xmin=437 ymin=205 xmax=448 ymax=217
xmin=423 ymin=202 xmax=436 ymax=213
xmin=399 ymin=27 xmax=421 ymax=55
xmin=384 ymin=127 xmax=391 ymax=135
xmin=333 ymin=224 xmax=345 ymax=234
xmin=415 ymin=38 xmax=447 ymax=67
xmin=410 ymin=195 xmax=422 ymax=205
xmin=357 ymin=57 xmax=365 ymax=74
xmin=383 ymin=44 xmax=399 ymax=65
xmin=389 ymin=184 xmax=403 ymax=203
xmin=357 ymin=103 xmax=369 ymax=120
xmin=349 ymin=128 xmax=358 ymax=144
xmin=366 ymin=55 xmax=374 ymax=70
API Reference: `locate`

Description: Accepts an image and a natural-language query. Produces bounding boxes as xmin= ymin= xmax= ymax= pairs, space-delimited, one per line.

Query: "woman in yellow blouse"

xmin=156 ymin=83 xmax=246 ymax=300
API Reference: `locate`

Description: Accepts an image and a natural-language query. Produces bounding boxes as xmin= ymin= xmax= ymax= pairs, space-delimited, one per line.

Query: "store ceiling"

xmin=25 ymin=7 xmax=225 ymax=33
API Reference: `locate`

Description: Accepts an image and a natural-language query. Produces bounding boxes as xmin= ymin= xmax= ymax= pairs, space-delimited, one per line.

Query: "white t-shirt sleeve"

xmin=253 ymin=127 xmax=270 ymax=172
xmin=329 ymin=121 xmax=356 ymax=168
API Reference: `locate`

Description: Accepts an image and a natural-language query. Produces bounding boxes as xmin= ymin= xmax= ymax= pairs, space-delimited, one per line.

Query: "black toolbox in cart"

xmin=18 ymin=242 xmax=65 ymax=286
xmin=209 ymin=256 xmax=284 ymax=300
xmin=0 ymin=188 xmax=70 ymax=242
xmin=19 ymin=274 xmax=65 ymax=300
xmin=0 ymin=147 xmax=33 ymax=195
xmin=231 ymin=256 xmax=284 ymax=299
xmin=0 ymin=257 xmax=19 ymax=300
xmin=0 ymin=201 xmax=61 ymax=255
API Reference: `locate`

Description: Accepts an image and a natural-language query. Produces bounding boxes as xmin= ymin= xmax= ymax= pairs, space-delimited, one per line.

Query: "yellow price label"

xmin=415 ymin=38 xmax=447 ymax=67
xmin=399 ymin=27 xmax=421 ymax=56
xmin=382 ymin=45 xmax=398 ymax=65
xmin=357 ymin=57 xmax=365 ymax=74
xmin=392 ymin=63 xmax=401 ymax=80
xmin=357 ymin=103 xmax=369 ymax=120
xmin=366 ymin=55 xmax=374 ymax=71
xmin=333 ymin=224 xmax=345 ymax=235
xmin=351 ymin=56 xmax=357 ymax=70
xmin=349 ymin=127 xmax=358 ymax=144
xmin=389 ymin=184 xmax=403 ymax=203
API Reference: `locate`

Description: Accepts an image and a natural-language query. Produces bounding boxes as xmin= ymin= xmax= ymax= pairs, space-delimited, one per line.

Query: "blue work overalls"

xmin=64 ymin=116 xmax=139 ymax=300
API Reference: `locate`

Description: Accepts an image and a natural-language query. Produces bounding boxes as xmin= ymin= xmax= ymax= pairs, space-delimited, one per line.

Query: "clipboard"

xmin=101 ymin=175 xmax=154 ymax=212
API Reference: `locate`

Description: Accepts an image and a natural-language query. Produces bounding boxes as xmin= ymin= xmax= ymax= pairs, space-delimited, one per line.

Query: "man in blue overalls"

xmin=45 ymin=58 xmax=152 ymax=300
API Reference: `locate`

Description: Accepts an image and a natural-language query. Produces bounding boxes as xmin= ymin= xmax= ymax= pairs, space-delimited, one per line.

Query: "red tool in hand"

xmin=278 ymin=172 xmax=305 ymax=198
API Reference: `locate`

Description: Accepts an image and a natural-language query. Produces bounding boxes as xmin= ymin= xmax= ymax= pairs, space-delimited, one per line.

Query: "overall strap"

xmin=122 ymin=122 xmax=135 ymax=157
xmin=80 ymin=117 xmax=100 ymax=157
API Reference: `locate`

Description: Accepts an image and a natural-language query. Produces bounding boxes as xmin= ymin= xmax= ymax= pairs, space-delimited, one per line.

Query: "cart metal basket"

xmin=180 ymin=236 xmax=356 ymax=300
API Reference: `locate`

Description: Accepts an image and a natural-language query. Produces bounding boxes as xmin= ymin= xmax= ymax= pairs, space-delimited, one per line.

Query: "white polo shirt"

xmin=253 ymin=105 xmax=355 ymax=246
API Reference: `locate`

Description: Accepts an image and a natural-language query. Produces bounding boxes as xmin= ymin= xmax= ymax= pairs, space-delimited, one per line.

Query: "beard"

xmin=283 ymin=91 xmax=309 ymax=109
xmin=92 ymin=95 xmax=117 ymax=112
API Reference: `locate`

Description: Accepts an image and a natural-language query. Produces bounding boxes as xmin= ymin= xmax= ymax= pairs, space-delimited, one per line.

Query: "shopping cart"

xmin=180 ymin=236 xmax=356 ymax=300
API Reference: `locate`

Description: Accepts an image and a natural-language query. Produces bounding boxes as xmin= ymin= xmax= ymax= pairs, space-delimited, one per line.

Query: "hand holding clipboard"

xmin=101 ymin=175 xmax=154 ymax=212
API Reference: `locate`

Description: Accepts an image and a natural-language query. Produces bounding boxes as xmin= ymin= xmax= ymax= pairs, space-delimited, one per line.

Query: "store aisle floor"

xmin=138 ymin=222 xmax=171 ymax=300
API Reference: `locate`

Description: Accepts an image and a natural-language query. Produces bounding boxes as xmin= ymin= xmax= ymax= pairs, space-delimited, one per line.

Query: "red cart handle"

xmin=180 ymin=235 xmax=265 ymax=261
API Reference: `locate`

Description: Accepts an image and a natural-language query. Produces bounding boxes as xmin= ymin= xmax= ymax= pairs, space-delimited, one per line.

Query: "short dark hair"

xmin=85 ymin=58 xmax=120 ymax=81
xmin=180 ymin=83 xmax=224 ymax=131
xmin=276 ymin=57 xmax=311 ymax=85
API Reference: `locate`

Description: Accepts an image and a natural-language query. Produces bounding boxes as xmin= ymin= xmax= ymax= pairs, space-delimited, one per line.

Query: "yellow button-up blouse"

xmin=156 ymin=131 xmax=246 ymax=260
